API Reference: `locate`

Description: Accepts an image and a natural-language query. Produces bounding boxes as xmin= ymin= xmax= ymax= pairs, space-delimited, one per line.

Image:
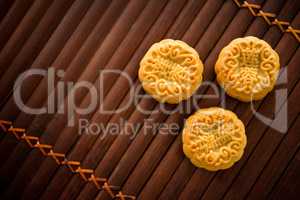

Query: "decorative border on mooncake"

xmin=215 ymin=36 xmax=280 ymax=102
xmin=139 ymin=39 xmax=203 ymax=104
xmin=0 ymin=120 xmax=136 ymax=200
xmin=232 ymin=0 xmax=300 ymax=43
xmin=182 ymin=108 xmax=247 ymax=171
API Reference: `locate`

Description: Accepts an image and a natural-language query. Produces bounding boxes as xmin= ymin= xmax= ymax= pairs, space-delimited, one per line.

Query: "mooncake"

xmin=138 ymin=39 xmax=203 ymax=104
xmin=182 ymin=107 xmax=247 ymax=171
xmin=215 ymin=36 xmax=280 ymax=102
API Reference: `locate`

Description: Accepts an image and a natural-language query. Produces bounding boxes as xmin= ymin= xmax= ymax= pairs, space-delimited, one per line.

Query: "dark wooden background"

xmin=0 ymin=0 xmax=299 ymax=199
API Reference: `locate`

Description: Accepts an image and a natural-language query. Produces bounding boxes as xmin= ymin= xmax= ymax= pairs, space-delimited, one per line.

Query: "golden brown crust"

xmin=139 ymin=39 xmax=203 ymax=104
xmin=182 ymin=107 xmax=247 ymax=171
xmin=215 ymin=36 xmax=280 ymax=102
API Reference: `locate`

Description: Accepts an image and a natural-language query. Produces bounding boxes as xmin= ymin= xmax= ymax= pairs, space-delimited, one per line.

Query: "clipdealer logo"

xmin=13 ymin=67 xmax=288 ymax=135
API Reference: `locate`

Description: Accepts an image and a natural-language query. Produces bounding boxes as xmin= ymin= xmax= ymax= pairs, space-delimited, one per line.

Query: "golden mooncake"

xmin=215 ymin=36 xmax=280 ymax=102
xmin=182 ymin=107 xmax=247 ymax=171
xmin=138 ymin=39 xmax=203 ymax=104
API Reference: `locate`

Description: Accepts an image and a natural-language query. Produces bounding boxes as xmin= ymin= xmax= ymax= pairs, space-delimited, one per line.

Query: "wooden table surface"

xmin=0 ymin=0 xmax=299 ymax=199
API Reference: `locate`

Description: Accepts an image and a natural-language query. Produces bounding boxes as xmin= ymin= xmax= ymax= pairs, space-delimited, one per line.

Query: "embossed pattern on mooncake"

xmin=139 ymin=39 xmax=203 ymax=104
xmin=215 ymin=36 xmax=280 ymax=102
xmin=182 ymin=107 xmax=247 ymax=171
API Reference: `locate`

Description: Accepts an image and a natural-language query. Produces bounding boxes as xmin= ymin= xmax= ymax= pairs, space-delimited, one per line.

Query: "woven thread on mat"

xmin=0 ymin=120 xmax=136 ymax=200
xmin=233 ymin=0 xmax=300 ymax=43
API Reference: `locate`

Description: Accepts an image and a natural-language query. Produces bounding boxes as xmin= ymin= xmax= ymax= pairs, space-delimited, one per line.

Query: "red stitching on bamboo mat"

xmin=233 ymin=0 xmax=300 ymax=42
xmin=0 ymin=120 xmax=136 ymax=200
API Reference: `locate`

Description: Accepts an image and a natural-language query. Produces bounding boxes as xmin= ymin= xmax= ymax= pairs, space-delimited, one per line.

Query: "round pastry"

xmin=215 ymin=36 xmax=280 ymax=102
xmin=138 ymin=39 xmax=203 ymax=104
xmin=182 ymin=107 xmax=247 ymax=171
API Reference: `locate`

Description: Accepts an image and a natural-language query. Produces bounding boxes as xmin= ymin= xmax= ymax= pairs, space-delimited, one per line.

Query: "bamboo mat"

xmin=0 ymin=0 xmax=300 ymax=199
